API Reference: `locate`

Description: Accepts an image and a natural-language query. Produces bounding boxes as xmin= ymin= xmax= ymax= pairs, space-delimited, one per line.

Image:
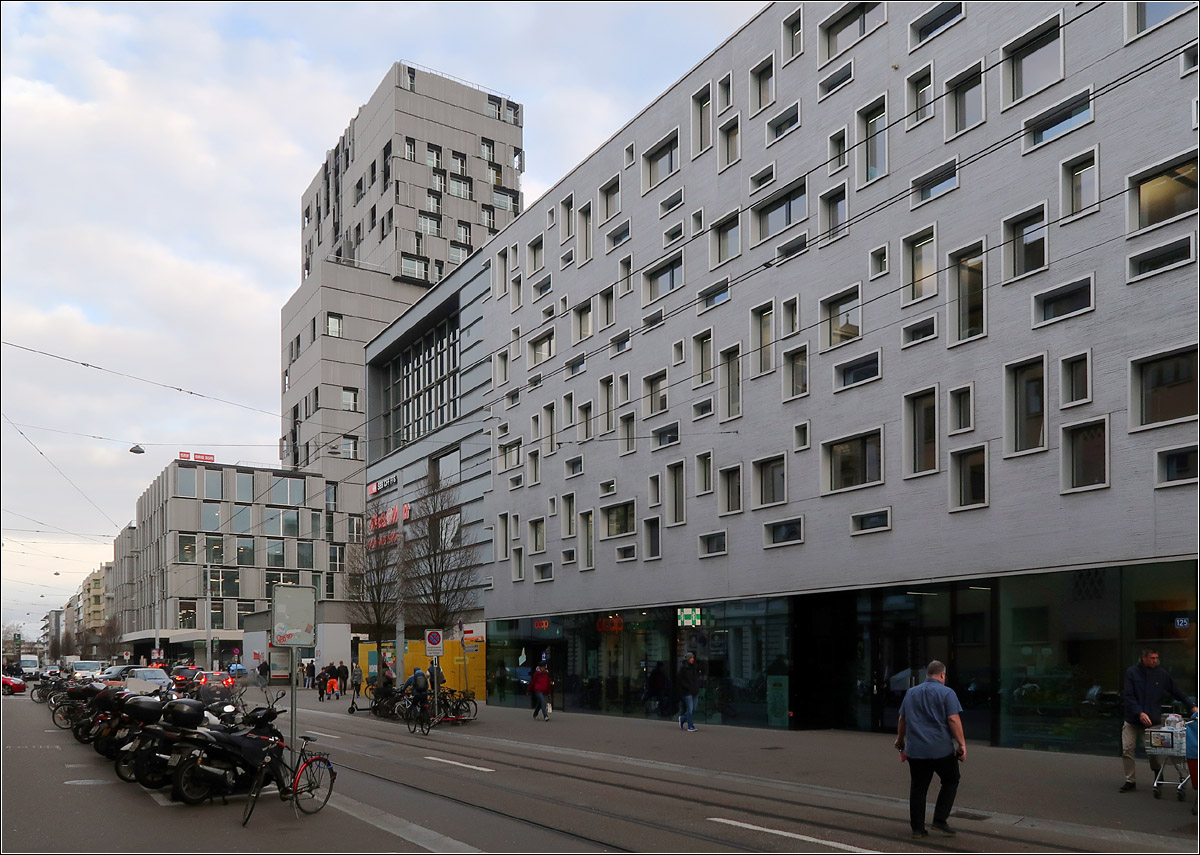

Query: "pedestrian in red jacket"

xmin=529 ymin=664 xmax=552 ymax=721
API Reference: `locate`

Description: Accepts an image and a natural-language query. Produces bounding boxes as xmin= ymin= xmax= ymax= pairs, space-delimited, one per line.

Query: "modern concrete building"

xmin=366 ymin=1 xmax=1198 ymax=751
xmin=281 ymin=62 xmax=524 ymax=555
xmin=113 ymin=458 xmax=351 ymax=666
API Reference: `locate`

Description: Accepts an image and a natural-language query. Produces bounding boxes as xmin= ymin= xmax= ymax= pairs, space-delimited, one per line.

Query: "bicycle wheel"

xmin=30 ymin=685 xmax=47 ymax=704
xmin=407 ymin=711 xmax=418 ymax=733
xmin=242 ymin=763 xmax=268 ymax=827
xmin=420 ymin=712 xmax=432 ymax=736
xmin=292 ymin=756 xmax=334 ymax=815
xmin=52 ymin=704 xmax=76 ymax=729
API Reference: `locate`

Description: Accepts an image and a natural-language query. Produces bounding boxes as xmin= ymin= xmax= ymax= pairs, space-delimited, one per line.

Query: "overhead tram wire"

xmin=3 ymin=413 xmax=121 ymax=529
xmin=0 ymin=342 xmax=279 ymax=419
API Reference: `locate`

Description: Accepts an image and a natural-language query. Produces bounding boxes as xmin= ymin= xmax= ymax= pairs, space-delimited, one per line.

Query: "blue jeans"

xmin=681 ymin=694 xmax=696 ymax=728
xmin=534 ymin=691 xmax=549 ymax=719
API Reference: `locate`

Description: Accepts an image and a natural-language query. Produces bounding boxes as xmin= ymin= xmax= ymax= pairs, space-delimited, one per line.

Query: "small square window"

xmin=793 ymin=422 xmax=811 ymax=451
xmin=1024 ymin=90 xmax=1093 ymax=151
xmin=869 ymin=245 xmax=888 ymax=277
xmin=907 ymin=67 xmax=934 ymax=127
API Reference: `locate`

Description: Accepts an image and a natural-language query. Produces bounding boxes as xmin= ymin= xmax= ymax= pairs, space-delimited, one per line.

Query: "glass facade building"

xmin=487 ymin=561 xmax=1196 ymax=754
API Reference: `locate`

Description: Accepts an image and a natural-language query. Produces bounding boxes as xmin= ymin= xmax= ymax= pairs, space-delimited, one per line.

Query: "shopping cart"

xmin=1144 ymin=720 xmax=1191 ymax=801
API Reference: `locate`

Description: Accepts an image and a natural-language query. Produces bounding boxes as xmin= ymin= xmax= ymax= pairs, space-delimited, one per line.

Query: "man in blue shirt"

xmin=895 ymin=661 xmax=966 ymax=838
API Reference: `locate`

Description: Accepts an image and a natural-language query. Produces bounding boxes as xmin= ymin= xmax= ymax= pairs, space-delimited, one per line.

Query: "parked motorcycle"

xmin=169 ymin=690 xmax=289 ymax=805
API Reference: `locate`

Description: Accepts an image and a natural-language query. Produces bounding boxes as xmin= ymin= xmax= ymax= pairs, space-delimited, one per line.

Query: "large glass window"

xmin=1010 ymin=25 xmax=1060 ymax=101
xmin=178 ymin=534 xmax=196 ymax=564
xmin=1135 ymin=158 xmax=1198 ymax=230
xmin=1135 ymin=348 xmax=1197 ymax=426
xmin=236 ymin=471 xmax=253 ymax=503
xmin=828 ymin=430 xmax=882 ymax=491
xmin=1011 ymin=359 xmax=1046 ymax=452
xmin=236 ymin=537 xmax=254 ymax=566
xmin=953 ymin=245 xmax=985 ymax=341
xmin=177 ymin=466 xmax=196 ymax=498
xmin=201 ymin=502 xmax=221 ymax=532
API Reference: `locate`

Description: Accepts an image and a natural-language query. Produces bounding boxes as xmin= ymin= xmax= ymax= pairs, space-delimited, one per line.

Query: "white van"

xmin=19 ymin=656 xmax=41 ymax=679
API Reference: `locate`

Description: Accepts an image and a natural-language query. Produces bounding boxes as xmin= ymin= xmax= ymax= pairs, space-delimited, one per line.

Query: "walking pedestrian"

xmin=351 ymin=663 xmax=363 ymax=699
xmin=306 ymin=660 xmax=316 ymax=690
xmin=895 ymin=660 xmax=966 ymax=838
xmin=256 ymin=659 xmax=270 ymax=689
xmin=337 ymin=660 xmax=350 ymax=695
xmin=317 ymin=664 xmax=327 ymax=702
xmin=677 ymin=652 xmax=699 ymax=732
xmin=529 ymin=664 xmax=552 ymax=721
xmin=1119 ymin=648 xmax=1197 ymax=792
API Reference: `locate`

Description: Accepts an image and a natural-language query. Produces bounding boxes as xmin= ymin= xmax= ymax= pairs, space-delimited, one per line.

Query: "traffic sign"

xmin=123 ymin=651 xmax=131 ymax=660
xmin=233 ymin=647 xmax=240 ymax=656
xmin=463 ymin=644 xmax=479 ymax=653
xmin=425 ymin=629 xmax=444 ymax=657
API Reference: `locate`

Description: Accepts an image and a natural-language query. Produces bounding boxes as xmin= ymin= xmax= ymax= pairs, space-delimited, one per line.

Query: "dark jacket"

xmin=1123 ymin=662 xmax=1193 ymax=725
xmin=677 ymin=660 xmax=700 ymax=697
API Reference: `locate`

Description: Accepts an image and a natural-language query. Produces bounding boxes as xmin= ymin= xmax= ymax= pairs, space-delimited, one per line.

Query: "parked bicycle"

xmin=242 ymin=734 xmax=336 ymax=825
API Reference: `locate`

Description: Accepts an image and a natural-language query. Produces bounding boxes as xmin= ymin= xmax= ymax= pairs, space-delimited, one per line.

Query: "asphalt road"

xmin=3 ymin=690 xmax=1195 ymax=853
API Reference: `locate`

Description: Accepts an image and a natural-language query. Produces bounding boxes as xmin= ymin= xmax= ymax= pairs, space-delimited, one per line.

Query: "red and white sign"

xmin=178 ymin=452 xmax=215 ymax=463
xmin=368 ymin=504 xmax=401 ymax=532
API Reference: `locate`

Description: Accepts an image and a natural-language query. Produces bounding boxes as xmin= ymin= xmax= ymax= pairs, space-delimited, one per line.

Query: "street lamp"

xmin=129 ymin=444 xmax=145 ymax=454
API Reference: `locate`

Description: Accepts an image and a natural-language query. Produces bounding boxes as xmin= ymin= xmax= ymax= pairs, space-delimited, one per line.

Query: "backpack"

xmin=414 ymin=672 xmax=429 ymax=692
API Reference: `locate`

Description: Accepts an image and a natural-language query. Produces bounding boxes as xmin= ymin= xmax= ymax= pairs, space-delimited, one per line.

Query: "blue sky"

xmin=0 ymin=1 xmax=768 ymax=635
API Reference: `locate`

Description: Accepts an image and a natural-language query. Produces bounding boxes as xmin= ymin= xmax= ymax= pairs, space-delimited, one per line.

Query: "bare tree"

xmin=96 ymin=616 xmax=123 ymax=661
xmin=60 ymin=630 xmax=77 ymax=659
xmin=48 ymin=635 xmax=61 ymax=662
xmin=345 ymin=498 xmax=405 ymax=650
xmin=402 ymin=473 xmax=481 ymax=635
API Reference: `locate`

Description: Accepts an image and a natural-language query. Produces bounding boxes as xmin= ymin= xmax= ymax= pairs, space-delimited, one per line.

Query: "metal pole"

xmin=202 ymin=563 xmax=212 ymax=669
xmin=289 ymin=647 xmax=298 ymax=770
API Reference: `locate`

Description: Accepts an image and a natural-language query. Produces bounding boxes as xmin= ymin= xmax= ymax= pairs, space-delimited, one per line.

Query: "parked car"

xmin=97 ymin=664 xmax=140 ymax=684
xmin=2 ymin=674 xmax=27 ymax=695
xmin=126 ymin=667 xmax=172 ymax=692
xmin=170 ymin=665 xmax=203 ymax=690
xmin=43 ymin=665 xmax=61 ymax=679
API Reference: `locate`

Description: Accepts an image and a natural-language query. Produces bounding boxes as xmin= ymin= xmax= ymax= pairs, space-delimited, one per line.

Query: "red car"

xmin=2 ymin=674 xmax=27 ymax=695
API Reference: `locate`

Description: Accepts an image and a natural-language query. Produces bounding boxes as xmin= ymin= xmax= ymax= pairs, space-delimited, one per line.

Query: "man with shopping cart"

xmin=1119 ymin=648 xmax=1197 ymax=793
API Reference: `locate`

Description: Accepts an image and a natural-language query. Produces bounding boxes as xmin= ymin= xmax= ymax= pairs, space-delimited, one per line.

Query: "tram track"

xmin=315 ymin=710 xmax=1101 ymax=853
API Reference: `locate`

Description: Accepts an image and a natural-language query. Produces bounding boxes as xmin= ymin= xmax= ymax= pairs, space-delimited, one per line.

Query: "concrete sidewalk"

xmin=286 ymin=685 xmax=1197 ymax=848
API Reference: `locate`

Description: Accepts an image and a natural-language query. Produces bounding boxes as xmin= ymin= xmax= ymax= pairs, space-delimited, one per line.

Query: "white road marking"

xmin=423 ymin=756 xmax=494 ymax=773
xmin=708 ymin=817 xmax=879 ymax=853
xmin=328 ymin=792 xmax=481 ymax=852
xmin=64 ymin=779 xmax=115 ymax=786
xmin=148 ymin=791 xmax=183 ymax=807
xmin=301 ymin=730 xmax=341 ymax=739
